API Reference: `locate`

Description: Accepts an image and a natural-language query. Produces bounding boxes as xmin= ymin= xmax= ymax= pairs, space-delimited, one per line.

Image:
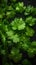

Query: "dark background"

xmin=18 ymin=0 xmax=36 ymax=7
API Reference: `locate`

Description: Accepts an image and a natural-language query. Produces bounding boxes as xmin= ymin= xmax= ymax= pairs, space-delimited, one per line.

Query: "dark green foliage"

xmin=0 ymin=0 xmax=36 ymax=65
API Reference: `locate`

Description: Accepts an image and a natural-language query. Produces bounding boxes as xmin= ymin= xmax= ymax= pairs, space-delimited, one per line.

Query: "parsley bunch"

xmin=0 ymin=0 xmax=36 ymax=65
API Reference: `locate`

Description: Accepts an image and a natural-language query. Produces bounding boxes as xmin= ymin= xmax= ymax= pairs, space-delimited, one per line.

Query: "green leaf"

xmin=18 ymin=23 xmax=25 ymax=30
xmin=31 ymin=41 xmax=36 ymax=48
xmin=25 ymin=16 xmax=36 ymax=26
xmin=9 ymin=48 xmax=22 ymax=62
xmin=13 ymin=34 xmax=20 ymax=43
xmin=25 ymin=27 xmax=34 ymax=36
xmin=11 ymin=18 xmax=26 ymax=30
xmin=15 ymin=2 xmax=24 ymax=13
